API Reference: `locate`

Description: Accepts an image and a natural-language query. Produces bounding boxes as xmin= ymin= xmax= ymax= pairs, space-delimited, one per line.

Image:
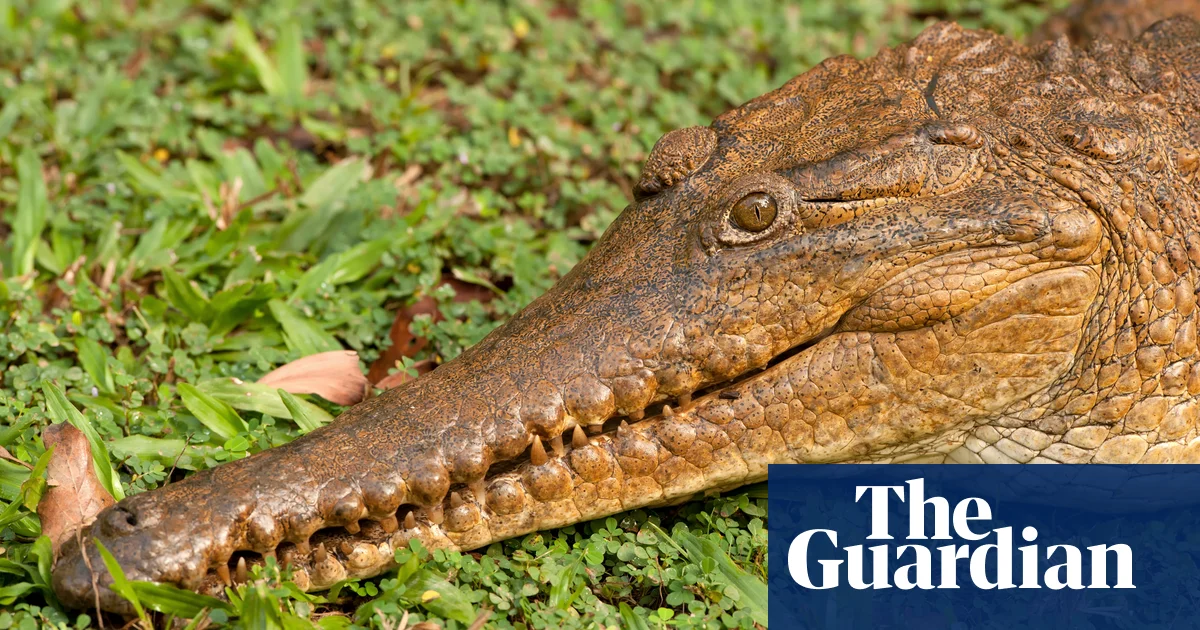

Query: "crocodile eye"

xmin=729 ymin=192 xmax=777 ymax=232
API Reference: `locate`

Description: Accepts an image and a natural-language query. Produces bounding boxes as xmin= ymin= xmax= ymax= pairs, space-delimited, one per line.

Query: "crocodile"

xmin=54 ymin=0 xmax=1200 ymax=614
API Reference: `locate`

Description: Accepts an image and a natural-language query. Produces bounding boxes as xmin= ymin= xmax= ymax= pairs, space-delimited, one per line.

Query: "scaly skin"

xmin=55 ymin=3 xmax=1200 ymax=613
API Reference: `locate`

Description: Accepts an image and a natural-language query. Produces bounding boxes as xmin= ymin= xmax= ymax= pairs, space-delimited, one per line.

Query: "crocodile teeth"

xmin=235 ymin=557 xmax=247 ymax=584
xmin=339 ymin=541 xmax=354 ymax=556
xmin=310 ymin=542 xmax=347 ymax=587
xmin=312 ymin=551 xmax=346 ymax=587
xmin=618 ymin=419 xmax=630 ymax=435
xmin=428 ymin=504 xmax=444 ymax=525
xmin=450 ymin=491 xmax=464 ymax=508
xmin=403 ymin=511 xmax=417 ymax=530
xmin=345 ymin=520 xmax=360 ymax=534
xmin=663 ymin=404 xmax=674 ymax=417
xmin=572 ymin=425 xmax=588 ymax=448
xmin=379 ymin=515 xmax=399 ymax=533
xmin=217 ymin=564 xmax=231 ymax=587
xmin=629 ymin=409 xmax=645 ymax=421
xmin=678 ymin=392 xmax=692 ymax=408
xmin=469 ymin=480 xmax=487 ymax=510
xmin=550 ymin=434 xmax=565 ymax=457
xmin=295 ymin=541 xmax=311 ymax=556
xmin=530 ymin=435 xmax=548 ymax=466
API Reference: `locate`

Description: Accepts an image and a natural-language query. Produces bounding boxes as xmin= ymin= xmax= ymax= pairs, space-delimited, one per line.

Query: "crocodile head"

xmin=54 ymin=18 xmax=1200 ymax=613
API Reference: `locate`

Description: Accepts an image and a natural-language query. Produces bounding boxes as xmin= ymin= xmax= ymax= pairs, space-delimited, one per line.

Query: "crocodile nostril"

xmin=101 ymin=506 xmax=138 ymax=535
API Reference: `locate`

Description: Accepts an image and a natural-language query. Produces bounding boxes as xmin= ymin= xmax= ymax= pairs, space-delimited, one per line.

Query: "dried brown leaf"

xmin=0 ymin=446 xmax=33 ymax=470
xmin=258 ymin=350 xmax=369 ymax=405
xmin=367 ymin=275 xmax=494 ymax=384
xmin=367 ymin=294 xmax=438 ymax=384
xmin=38 ymin=423 xmax=116 ymax=555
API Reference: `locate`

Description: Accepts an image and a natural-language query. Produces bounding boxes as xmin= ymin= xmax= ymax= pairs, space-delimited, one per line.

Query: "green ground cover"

xmin=0 ymin=1 xmax=1063 ymax=627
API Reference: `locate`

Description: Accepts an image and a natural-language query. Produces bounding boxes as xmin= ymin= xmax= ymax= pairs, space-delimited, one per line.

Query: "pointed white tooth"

xmin=531 ymin=435 xmax=548 ymax=466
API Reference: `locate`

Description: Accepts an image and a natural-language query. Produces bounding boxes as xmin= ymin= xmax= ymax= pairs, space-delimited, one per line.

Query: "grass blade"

xmin=548 ymin=551 xmax=586 ymax=610
xmin=94 ymin=539 xmax=149 ymax=624
xmin=177 ymin=383 xmax=247 ymax=441
xmin=299 ymin=157 xmax=367 ymax=211
xmin=75 ymin=336 xmax=115 ymax=394
xmin=232 ymin=14 xmax=283 ymax=97
xmin=11 ymin=147 xmax=48 ymax=277
xmin=268 ymin=299 xmax=341 ymax=356
xmin=110 ymin=436 xmax=188 ymax=464
xmin=276 ymin=22 xmax=307 ymax=107
xmin=115 ymin=151 xmax=196 ymax=201
xmin=207 ymin=281 xmax=276 ymax=337
xmin=0 ymin=582 xmax=36 ymax=606
xmin=328 ymin=238 xmax=391 ymax=285
xmin=162 ymin=268 xmax=211 ymax=322
xmin=618 ymin=603 xmax=651 ymax=630
xmin=673 ymin=529 xmax=768 ymax=626
xmin=198 ymin=378 xmax=334 ymax=424
xmin=400 ymin=568 xmax=476 ymax=624
xmin=276 ymin=157 xmax=368 ymax=252
xmin=130 ymin=580 xmax=233 ymax=617
xmin=277 ymin=389 xmax=324 ymax=433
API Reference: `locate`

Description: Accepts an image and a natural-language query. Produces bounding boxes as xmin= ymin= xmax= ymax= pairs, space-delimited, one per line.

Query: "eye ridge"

xmin=730 ymin=192 xmax=778 ymax=232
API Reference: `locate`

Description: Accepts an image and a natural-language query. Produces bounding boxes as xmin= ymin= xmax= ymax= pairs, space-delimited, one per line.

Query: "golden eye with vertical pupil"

xmin=729 ymin=192 xmax=778 ymax=232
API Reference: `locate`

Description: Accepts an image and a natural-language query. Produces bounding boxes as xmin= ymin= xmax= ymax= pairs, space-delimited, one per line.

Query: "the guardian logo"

xmin=787 ymin=478 xmax=1135 ymax=591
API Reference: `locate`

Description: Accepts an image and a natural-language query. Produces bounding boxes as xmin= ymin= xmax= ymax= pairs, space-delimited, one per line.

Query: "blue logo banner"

xmin=767 ymin=465 xmax=1200 ymax=629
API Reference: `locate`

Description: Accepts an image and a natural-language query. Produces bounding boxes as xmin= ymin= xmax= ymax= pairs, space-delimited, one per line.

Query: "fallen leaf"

xmin=258 ymin=350 xmax=369 ymax=406
xmin=38 ymin=423 xmax=116 ymax=555
xmin=0 ymin=446 xmax=33 ymax=470
xmin=367 ymin=293 xmax=438 ymax=385
xmin=367 ymin=275 xmax=494 ymax=384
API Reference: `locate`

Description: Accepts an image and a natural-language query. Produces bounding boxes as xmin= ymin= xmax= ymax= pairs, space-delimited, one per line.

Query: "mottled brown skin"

xmin=55 ymin=3 xmax=1200 ymax=613
xmin=1036 ymin=0 xmax=1200 ymax=43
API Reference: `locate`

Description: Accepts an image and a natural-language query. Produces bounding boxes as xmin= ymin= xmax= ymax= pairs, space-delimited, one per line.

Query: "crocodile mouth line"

xmin=183 ymin=324 xmax=843 ymax=597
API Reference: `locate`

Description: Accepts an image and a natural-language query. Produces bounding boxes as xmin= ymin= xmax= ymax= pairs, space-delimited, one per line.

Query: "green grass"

xmin=0 ymin=1 xmax=1062 ymax=627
